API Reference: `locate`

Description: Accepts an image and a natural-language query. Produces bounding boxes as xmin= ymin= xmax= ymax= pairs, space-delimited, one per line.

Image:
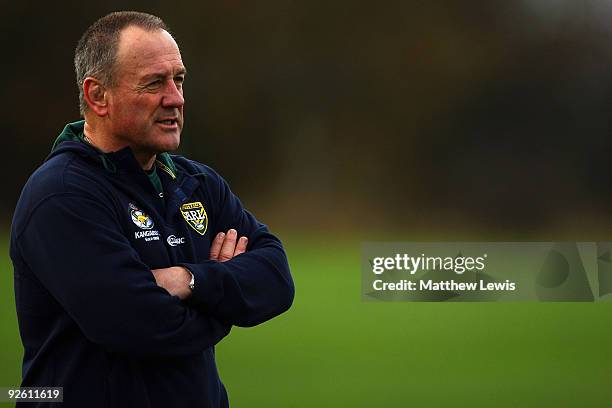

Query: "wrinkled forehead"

xmin=114 ymin=26 xmax=185 ymax=78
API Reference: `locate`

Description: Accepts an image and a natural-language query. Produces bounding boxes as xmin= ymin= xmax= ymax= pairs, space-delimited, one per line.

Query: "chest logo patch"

xmin=180 ymin=201 xmax=208 ymax=235
xmin=129 ymin=203 xmax=154 ymax=230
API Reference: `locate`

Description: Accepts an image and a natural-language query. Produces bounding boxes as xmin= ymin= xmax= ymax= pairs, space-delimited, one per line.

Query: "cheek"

xmin=104 ymin=90 xmax=165 ymax=144
xmin=109 ymin=95 xmax=132 ymax=118
xmin=112 ymin=96 xmax=158 ymax=124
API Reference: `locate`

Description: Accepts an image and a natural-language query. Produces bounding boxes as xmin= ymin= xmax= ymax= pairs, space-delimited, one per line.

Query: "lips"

xmin=155 ymin=117 xmax=181 ymax=131
xmin=156 ymin=118 xmax=178 ymax=125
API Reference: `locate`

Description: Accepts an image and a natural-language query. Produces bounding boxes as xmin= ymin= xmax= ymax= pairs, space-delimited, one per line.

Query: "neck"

xmin=137 ymin=154 xmax=157 ymax=171
xmin=83 ymin=120 xmax=156 ymax=170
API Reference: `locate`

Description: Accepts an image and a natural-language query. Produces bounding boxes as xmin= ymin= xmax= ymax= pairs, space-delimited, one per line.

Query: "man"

xmin=10 ymin=11 xmax=294 ymax=408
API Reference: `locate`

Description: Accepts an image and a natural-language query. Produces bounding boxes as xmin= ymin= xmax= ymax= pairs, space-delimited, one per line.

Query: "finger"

xmin=209 ymin=232 xmax=225 ymax=260
xmin=219 ymin=229 xmax=238 ymax=261
xmin=234 ymin=236 xmax=248 ymax=257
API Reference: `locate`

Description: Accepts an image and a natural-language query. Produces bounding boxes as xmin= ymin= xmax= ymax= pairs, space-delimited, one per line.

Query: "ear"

xmin=83 ymin=77 xmax=109 ymax=116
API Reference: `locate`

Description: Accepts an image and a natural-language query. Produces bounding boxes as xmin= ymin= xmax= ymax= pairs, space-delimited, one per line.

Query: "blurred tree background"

xmin=4 ymin=3 xmax=612 ymax=407
xmin=3 ymin=0 xmax=612 ymax=236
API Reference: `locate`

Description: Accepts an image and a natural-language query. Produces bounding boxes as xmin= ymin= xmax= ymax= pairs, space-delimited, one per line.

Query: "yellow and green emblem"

xmin=180 ymin=201 xmax=208 ymax=235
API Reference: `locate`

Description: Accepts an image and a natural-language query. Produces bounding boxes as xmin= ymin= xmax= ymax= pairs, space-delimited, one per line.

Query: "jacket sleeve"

xmin=180 ymin=167 xmax=295 ymax=327
xmin=14 ymin=192 xmax=231 ymax=357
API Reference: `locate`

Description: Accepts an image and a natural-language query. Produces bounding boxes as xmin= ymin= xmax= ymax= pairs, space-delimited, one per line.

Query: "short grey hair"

xmin=74 ymin=11 xmax=170 ymax=116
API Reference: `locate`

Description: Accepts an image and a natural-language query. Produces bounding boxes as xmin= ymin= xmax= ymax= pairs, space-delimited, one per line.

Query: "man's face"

xmin=106 ymin=26 xmax=186 ymax=156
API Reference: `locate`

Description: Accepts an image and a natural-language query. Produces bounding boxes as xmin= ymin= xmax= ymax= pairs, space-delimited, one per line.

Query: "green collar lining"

xmin=52 ymin=120 xmax=178 ymax=179
xmin=52 ymin=120 xmax=177 ymax=193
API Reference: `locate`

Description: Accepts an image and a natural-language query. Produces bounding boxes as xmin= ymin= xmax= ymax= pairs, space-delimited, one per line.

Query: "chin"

xmin=155 ymin=143 xmax=180 ymax=153
xmin=152 ymin=134 xmax=181 ymax=152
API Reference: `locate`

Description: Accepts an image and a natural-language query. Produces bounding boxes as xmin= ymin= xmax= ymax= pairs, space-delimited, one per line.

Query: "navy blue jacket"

xmin=10 ymin=121 xmax=294 ymax=407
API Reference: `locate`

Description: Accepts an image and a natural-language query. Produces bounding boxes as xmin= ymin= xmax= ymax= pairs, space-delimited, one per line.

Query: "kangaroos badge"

xmin=129 ymin=203 xmax=154 ymax=230
xmin=180 ymin=201 xmax=208 ymax=235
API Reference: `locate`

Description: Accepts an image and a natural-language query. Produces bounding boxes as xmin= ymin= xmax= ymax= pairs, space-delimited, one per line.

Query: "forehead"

xmin=115 ymin=26 xmax=184 ymax=78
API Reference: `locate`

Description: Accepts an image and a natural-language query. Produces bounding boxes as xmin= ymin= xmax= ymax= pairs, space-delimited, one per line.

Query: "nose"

xmin=161 ymin=80 xmax=184 ymax=109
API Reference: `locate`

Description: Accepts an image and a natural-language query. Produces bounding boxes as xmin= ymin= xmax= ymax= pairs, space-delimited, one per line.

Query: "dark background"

xmin=3 ymin=3 xmax=612 ymax=407
xmin=4 ymin=1 xmax=612 ymax=236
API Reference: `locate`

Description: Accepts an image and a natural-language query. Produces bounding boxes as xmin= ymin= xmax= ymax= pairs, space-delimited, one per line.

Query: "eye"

xmin=144 ymin=79 xmax=163 ymax=90
xmin=174 ymin=76 xmax=185 ymax=88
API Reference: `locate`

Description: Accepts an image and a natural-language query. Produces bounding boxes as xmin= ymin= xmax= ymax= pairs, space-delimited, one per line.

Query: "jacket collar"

xmin=51 ymin=120 xmax=178 ymax=178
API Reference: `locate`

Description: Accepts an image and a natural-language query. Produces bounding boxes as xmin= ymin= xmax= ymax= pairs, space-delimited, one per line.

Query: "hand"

xmin=151 ymin=266 xmax=192 ymax=300
xmin=209 ymin=229 xmax=248 ymax=262
xmin=151 ymin=229 xmax=248 ymax=300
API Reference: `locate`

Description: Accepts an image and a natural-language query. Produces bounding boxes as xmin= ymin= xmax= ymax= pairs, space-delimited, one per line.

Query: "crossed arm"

xmin=14 ymin=172 xmax=292 ymax=354
xmin=151 ymin=229 xmax=248 ymax=299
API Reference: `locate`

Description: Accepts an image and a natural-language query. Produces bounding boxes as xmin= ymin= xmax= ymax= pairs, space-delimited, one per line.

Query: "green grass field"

xmin=2 ymin=235 xmax=612 ymax=407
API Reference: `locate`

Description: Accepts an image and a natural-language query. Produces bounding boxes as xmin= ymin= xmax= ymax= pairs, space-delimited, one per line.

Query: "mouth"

xmin=156 ymin=118 xmax=179 ymax=129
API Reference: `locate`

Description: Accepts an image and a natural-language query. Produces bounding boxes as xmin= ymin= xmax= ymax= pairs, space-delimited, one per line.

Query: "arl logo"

xmin=180 ymin=201 xmax=208 ymax=235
